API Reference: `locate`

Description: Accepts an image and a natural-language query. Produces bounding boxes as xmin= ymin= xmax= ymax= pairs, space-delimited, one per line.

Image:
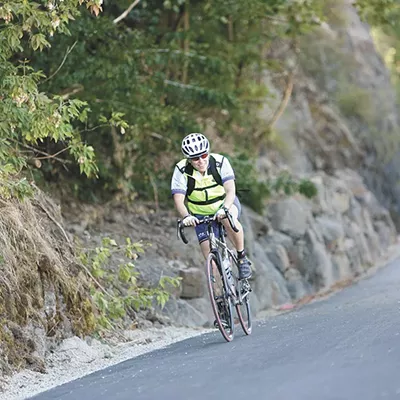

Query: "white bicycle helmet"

xmin=181 ymin=133 xmax=210 ymax=158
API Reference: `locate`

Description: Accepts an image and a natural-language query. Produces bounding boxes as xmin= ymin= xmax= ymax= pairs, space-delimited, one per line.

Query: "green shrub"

xmin=336 ymin=83 xmax=375 ymax=122
xmin=78 ymin=237 xmax=181 ymax=330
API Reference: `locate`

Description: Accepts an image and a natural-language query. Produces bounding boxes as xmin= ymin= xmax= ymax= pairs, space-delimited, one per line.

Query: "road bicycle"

xmin=177 ymin=211 xmax=252 ymax=342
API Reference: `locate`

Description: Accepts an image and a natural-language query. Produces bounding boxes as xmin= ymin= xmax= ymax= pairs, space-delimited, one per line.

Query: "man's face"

xmin=189 ymin=153 xmax=209 ymax=173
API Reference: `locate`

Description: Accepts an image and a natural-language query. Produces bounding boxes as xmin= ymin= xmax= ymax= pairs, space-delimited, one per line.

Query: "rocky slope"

xmin=63 ymin=1 xmax=400 ymax=326
xmin=61 ymin=166 xmax=396 ymax=327
xmin=265 ymin=0 xmax=400 ymax=225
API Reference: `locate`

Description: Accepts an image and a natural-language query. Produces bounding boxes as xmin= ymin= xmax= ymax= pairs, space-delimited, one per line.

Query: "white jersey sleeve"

xmin=171 ymin=165 xmax=187 ymax=195
xmin=220 ymin=156 xmax=235 ymax=183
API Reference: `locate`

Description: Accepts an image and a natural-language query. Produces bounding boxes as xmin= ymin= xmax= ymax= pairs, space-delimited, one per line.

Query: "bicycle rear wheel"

xmin=230 ymin=254 xmax=252 ymax=335
xmin=206 ymin=252 xmax=234 ymax=342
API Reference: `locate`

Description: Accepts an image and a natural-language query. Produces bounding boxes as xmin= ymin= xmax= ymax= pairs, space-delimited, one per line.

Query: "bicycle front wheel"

xmin=236 ymin=280 xmax=252 ymax=335
xmin=230 ymin=253 xmax=252 ymax=335
xmin=206 ymin=252 xmax=234 ymax=342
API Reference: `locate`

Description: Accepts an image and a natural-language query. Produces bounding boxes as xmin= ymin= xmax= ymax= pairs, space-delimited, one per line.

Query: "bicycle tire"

xmin=229 ymin=253 xmax=252 ymax=335
xmin=206 ymin=252 xmax=235 ymax=342
xmin=236 ymin=286 xmax=252 ymax=335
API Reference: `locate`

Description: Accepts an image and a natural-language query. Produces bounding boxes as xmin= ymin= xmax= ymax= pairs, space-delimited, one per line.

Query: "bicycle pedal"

xmin=214 ymin=319 xmax=229 ymax=329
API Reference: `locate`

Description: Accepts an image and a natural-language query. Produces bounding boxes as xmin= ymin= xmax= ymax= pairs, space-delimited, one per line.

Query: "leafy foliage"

xmin=3 ymin=0 xmax=393 ymax=208
xmin=336 ymin=83 xmax=375 ymax=122
xmin=79 ymin=236 xmax=181 ymax=329
xmin=21 ymin=0 xmax=324 ymax=203
xmin=354 ymin=0 xmax=399 ymax=26
xmin=368 ymin=1 xmax=400 ymax=85
xmin=0 ymin=0 xmax=110 ymax=197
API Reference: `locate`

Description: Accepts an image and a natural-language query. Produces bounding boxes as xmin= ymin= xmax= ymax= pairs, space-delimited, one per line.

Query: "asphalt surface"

xmin=32 ymin=257 xmax=400 ymax=400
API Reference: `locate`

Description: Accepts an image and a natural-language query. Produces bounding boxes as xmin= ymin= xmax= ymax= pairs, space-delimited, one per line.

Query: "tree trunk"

xmin=182 ymin=0 xmax=190 ymax=84
xmin=268 ymin=71 xmax=294 ymax=129
xmin=228 ymin=15 xmax=234 ymax=41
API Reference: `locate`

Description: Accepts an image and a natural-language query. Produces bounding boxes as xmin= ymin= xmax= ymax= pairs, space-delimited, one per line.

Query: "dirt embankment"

xmin=0 ymin=191 xmax=95 ymax=377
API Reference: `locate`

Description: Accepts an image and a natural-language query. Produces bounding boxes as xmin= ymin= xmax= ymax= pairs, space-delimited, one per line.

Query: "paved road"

xmin=32 ymin=258 xmax=400 ymax=400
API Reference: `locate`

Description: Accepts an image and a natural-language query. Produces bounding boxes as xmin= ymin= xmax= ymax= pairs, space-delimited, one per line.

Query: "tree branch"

xmin=36 ymin=200 xmax=73 ymax=247
xmin=133 ymin=48 xmax=208 ymax=61
xmin=264 ymin=15 xmax=288 ymax=23
xmin=59 ymin=84 xmax=84 ymax=100
xmin=268 ymin=71 xmax=294 ymax=129
xmin=228 ymin=15 xmax=234 ymax=41
xmin=35 ymin=146 xmax=71 ymax=160
xmin=148 ymin=173 xmax=159 ymax=212
xmin=181 ymin=0 xmax=190 ymax=84
xmin=164 ymin=79 xmax=205 ymax=91
xmin=9 ymin=139 xmax=72 ymax=165
xmin=79 ymin=123 xmax=109 ymax=134
xmin=151 ymin=132 xmax=172 ymax=143
xmin=42 ymin=41 xmax=78 ymax=83
xmin=113 ymin=0 xmax=141 ymax=24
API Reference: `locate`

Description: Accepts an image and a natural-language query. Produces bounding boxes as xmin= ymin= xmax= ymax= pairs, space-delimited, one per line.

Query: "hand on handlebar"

xmin=182 ymin=215 xmax=199 ymax=227
xmin=214 ymin=207 xmax=227 ymax=221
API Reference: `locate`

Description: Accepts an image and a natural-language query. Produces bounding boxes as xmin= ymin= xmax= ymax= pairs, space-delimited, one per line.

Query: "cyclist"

xmin=171 ymin=132 xmax=252 ymax=280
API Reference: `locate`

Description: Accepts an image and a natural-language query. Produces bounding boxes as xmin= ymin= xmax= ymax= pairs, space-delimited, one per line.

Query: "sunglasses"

xmin=190 ymin=153 xmax=208 ymax=162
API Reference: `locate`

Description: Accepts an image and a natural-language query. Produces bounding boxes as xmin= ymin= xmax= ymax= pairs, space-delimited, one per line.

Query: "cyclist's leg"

xmin=200 ymin=239 xmax=220 ymax=281
xmin=222 ymin=198 xmax=244 ymax=252
xmin=199 ymin=239 xmax=210 ymax=260
xmin=221 ymin=198 xmax=252 ymax=279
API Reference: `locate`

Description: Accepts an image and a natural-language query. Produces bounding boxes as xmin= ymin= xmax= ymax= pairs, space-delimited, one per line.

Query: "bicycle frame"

xmin=178 ymin=214 xmax=248 ymax=305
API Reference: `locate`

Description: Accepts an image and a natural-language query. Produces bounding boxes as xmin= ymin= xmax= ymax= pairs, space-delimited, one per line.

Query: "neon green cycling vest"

xmin=177 ymin=153 xmax=226 ymax=215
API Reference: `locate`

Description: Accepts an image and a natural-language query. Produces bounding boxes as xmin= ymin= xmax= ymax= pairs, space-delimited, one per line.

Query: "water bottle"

xmin=223 ymin=257 xmax=235 ymax=291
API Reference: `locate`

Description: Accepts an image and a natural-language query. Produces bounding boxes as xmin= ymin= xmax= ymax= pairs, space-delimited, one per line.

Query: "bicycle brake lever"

xmin=177 ymin=220 xmax=189 ymax=244
xmin=224 ymin=209 xmax=239 ymax=233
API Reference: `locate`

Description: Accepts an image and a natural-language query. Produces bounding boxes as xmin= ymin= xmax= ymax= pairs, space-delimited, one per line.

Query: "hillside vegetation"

xmin=5 ymin=0 xmax=396 ymax=205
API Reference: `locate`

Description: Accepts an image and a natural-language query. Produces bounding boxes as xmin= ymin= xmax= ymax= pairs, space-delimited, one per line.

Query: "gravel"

xmin=0 ymin=326 xmax=211 ymax=400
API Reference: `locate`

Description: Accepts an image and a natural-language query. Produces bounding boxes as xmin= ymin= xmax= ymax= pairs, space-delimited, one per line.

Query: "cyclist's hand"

xmin=214 ymin=208 xmax=226 ymax=221
xmin=182 ymin=215 xmax=199 ymax=227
